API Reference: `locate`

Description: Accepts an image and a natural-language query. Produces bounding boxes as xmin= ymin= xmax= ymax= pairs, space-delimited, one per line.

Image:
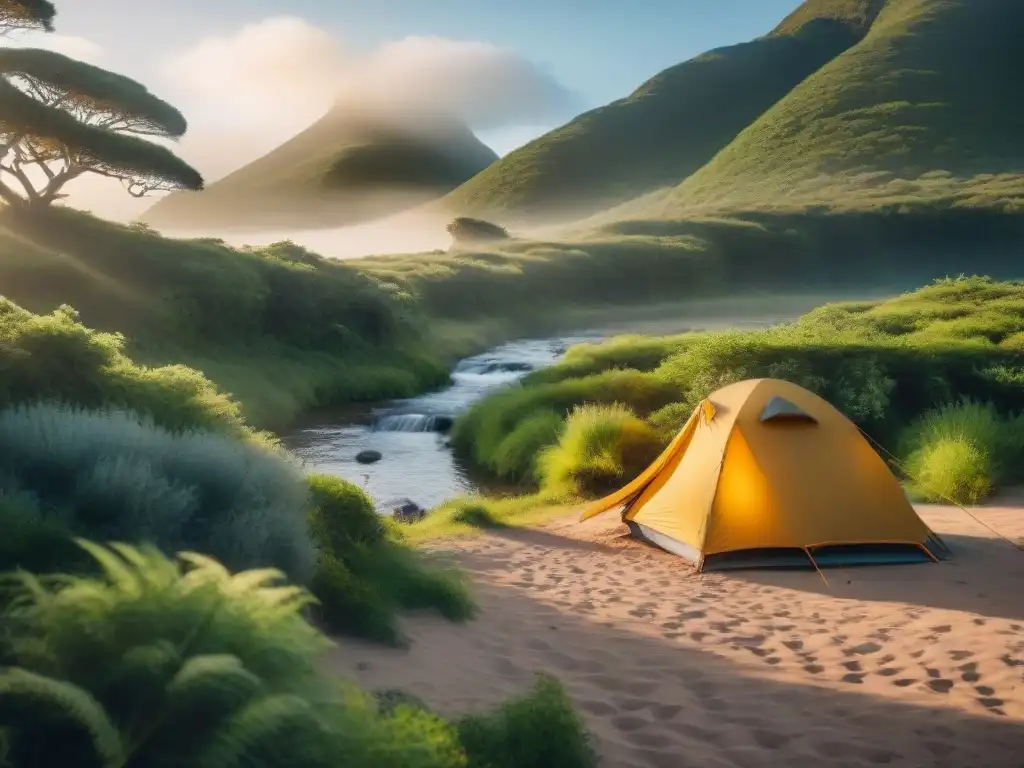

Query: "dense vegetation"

xmin=450 ymin=277 xmax=1024 ymax=506
xmin=0 ymin=289 xmax=471 ymax=641
xmin=0 ymin=208 xmax=454 ymax=429
xmin=359 ymin=207 xmax=1024 ymax=321
xmin=142 ymin=107 xmax=498 ymax=230
xmin=0 ymin=541 xmax=596 ymax=768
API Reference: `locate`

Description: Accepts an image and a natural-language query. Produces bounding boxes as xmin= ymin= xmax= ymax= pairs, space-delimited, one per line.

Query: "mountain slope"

xmin=142 ymin=106 xmax=498 ymax=231
xmin=655 ymin=0 xmax=1024 ymax=213
xmin=439 ymin=2 xmax=883 ymax=224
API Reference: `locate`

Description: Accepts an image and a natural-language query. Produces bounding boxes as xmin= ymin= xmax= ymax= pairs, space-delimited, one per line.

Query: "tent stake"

xmin=804 ymin=547 xmax=829 ymax=588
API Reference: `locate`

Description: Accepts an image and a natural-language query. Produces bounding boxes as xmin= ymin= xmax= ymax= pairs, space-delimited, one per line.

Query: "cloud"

xmin=163 ymin=17 xmax=346 ymax=133
xmin=337 ymin=36 xmax=578 ymax=130
xmin=159 ymin=17 xmax=579 ymax=177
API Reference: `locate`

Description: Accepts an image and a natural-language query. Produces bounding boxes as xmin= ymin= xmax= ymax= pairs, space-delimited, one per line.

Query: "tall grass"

xmin=0 ymin=541 xmax=593 ymax=768
xmin=0 ymin=403 xmax=314 ymax=581
xmin=900 ymin=400 xmax=1024 ymax=504
xmin=537 ymin=403 xmax=664 ymax=497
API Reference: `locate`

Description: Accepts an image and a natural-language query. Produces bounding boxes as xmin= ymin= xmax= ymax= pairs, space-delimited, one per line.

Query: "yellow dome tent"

xmin=579 ymin=379 xmax=950 ymax=571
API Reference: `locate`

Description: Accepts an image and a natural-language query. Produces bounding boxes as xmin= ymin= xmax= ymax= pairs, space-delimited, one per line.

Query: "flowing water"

xmin=282 ymin=309 xmax=810 ymax=514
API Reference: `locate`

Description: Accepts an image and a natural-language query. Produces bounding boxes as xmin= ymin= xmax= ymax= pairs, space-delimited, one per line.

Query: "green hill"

xmin=439 ymin=1 xmax=884 ymax=224
xmin=654 ymin=0 xmax=1024 ymax=214
xmin=141 ymin=105 xmax=498 ymax=231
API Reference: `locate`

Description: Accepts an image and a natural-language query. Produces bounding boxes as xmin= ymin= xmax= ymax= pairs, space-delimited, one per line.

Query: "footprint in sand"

xmin=841 ymin=673 xmax=866 ymax=684
xmin=842 ymin=660 xmax=863 ymax=672
xmin=845 ymin=642 xmax=882 ymax=656
xmin=893 ymin=678 xmax=917 ymax=687
xmin=927 ymin=678 xmax=955 ymax=693
xmin=753 ymin=730 xmax=792 ymax=750
xmin=959 ymin=662 xmax=981 ymax=682
xmin=611 ymin=715 xmax=648 ymax=732
xmin=579 ymin=699 xmax=617 ymax=716
xmin=651 ymin=704 xmax=682 ymax=722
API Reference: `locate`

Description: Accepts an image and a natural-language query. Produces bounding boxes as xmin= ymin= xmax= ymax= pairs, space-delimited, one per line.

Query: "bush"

xmin=458 ymin=675 xmax=598 ymax=768
xmin=0 ymin=299 xmax=251 ymax=437
xmin=900 ymin=400 xmax=1024 ymax=504
xmin=305 ymin=474 xmax=475 ymax=644
xmin=0 ymin=542 xmax=469 ymax=768
xmin=491 ymin=410 xmax=565 ymax=482
xmin=0 ymin=403 xmax=314 ymax=581
xmin=452 ymin=369 xmax=677 ymax=481
xmin=537 ymin=403 xmax=664 ymax=497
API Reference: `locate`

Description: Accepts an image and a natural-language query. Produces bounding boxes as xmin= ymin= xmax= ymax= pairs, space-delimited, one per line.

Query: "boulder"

xmin=392 ymin=500 xmax=426 ymax=524
xmin=429 ymin=415 xmax=454 ymax=433
xmin=446 ymin=217 xmax=510 ymax=250
xmin=355 ymin=449 xmax=383 ymax=464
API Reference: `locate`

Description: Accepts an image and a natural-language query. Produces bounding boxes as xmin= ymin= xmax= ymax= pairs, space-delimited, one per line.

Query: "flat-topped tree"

xmin=0 ymin=46 xmax=203 ymax=209
xmin=0 ymin=0 xmax=56 ymax=34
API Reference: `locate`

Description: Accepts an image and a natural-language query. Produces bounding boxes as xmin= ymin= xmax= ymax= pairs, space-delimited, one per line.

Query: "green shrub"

xmin=458 ymin=675 xmax=597 ymax=768
xmin=537 ymin=403 xmax=664 ymax=497
xmin=0 ymin=299 xmax=251 ymax=437
xmin=0 ymin=403 xmax=314 ymax=581
xmin=491 ymin=410 xmax=564 ymax=482
xmin=0 ymin=541 xmax=468 ymax=768
xmin=452 ymin=369 xmax=677 ymax=480
xmin=900 ymin=400 xmax=1024 ymax=504
xmin=905 ymin=437 xmax=994 ymax=506
xmin=451 ymin=504 xmax=505 ymax=529
xmin=305 ymin=474 xmax=475 ymax=644
xmin=307 ymin=473 xmax=386 ymax=550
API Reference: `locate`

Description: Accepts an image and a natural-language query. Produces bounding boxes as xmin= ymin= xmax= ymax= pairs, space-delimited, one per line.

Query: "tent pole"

xmin=803 ymin=547 xmax=829 ymax=588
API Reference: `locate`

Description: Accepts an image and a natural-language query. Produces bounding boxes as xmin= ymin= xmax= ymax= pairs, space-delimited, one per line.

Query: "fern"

xmin=0 ymin=667 xmax=124 ymax=768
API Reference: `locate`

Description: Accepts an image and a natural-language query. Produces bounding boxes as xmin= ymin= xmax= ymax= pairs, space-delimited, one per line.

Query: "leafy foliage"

xmin=457 ymin=675 xmax=598 ymax=768
xmin=305 ymin=474 xmax=475 ymax=644
xmin=0 ymin=403 xmax=314 ymax=580
xmin=0 ymin=297 xmax=251 ymax=436
xmin=900 ymin=400 xmax=1024 ymax=504
xmin=0 ymin=542 xmax=472 ymax=768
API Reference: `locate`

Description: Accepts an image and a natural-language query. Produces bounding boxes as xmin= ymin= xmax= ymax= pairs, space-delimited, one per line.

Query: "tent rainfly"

xmin=579 ymin=378 xmax=950 ymax=571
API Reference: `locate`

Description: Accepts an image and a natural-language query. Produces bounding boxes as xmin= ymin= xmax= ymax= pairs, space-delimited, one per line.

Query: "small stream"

xmin=282 ymin=311 xmax=801 ymax=513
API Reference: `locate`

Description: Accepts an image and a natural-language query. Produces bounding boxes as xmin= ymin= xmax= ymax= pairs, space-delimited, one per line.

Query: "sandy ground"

xmin=327 ymin=504 xmax=1024 ymax=768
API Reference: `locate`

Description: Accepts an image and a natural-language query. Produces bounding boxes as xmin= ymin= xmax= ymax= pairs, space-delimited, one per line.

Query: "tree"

xmin=0 ymin=3 xmax=203 ymax=210
xmin=0 ymin=0 xmax=55 ymax=35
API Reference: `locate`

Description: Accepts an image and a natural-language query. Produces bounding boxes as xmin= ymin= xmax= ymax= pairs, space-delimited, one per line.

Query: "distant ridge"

xmin=653 ymin=0 xmax=1024 ymax=214
xmin=141 ymin=103 xmax=498 ymax=231
xmin=439 ymin=0 xmax=887 ymax=224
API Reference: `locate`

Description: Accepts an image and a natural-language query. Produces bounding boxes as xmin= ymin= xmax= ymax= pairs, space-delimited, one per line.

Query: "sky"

xmin=5 ymin=0 xmax=801 ymax=221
